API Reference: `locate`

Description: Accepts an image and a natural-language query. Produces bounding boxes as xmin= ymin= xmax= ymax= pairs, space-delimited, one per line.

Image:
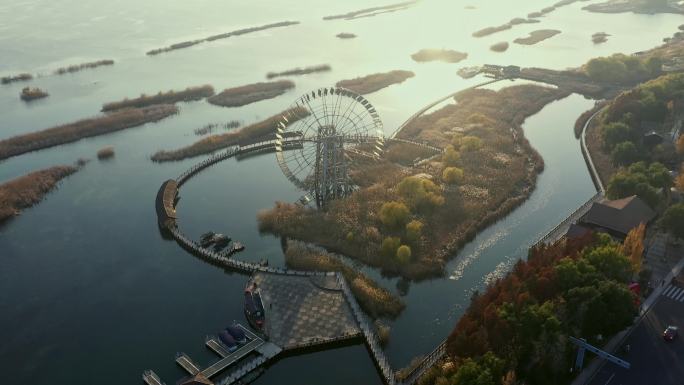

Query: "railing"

xmin=580 ymin=107 xmax=606 ymax=193
xmin=532 ymin=192 xmax=603 ymax=248
xmin=337 ymin=273 xmax=396 ymax=385
xmin=397 ymin=341 xmax=447 ymax=385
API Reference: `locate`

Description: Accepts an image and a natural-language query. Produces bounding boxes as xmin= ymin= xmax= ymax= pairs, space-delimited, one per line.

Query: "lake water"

xmin=0 ymin=1 xmax=681 ymax=384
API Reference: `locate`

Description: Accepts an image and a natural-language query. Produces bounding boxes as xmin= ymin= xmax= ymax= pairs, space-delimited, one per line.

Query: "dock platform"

xmin=142 ymin=370 xmax=165 ymax=385
xmin=176 ymin=352 xmax=201 ymax=375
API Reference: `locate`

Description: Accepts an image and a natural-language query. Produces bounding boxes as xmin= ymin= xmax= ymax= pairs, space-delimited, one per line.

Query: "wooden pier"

xmin=142 ymin=370 xmax=165 ymax=385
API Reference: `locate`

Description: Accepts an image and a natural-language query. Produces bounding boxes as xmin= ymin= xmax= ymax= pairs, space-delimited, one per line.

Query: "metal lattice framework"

xmin=275 ymin=87 xmax=384 ymax=208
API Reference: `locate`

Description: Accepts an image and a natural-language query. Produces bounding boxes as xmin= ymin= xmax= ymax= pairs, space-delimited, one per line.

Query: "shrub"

xmin=611 ymin=141 xmax=640 ymax=166
xmin=396 ymin=245 xmax=412 ymax=264
xmin=405 ymin=220 xmax=424 ymax=244
xmin=460 ymin=136 xmax=483 ymax=152
xmin=442 ymin=167 xmax=465 ymax=185
xmin=378 ymin=201 xmax=410 ymax=229
xmin=661 ymin=204 xmax=684 ymax=239
xmin=397 ymin=176 xmax=445 ymax=212
xmin=96 ymin=146 xmax=115 ymax=160
xmin=381 ymin=237 xmax=401 ymax=258
xmin=600 ymin=121 xmax=636 ymax=151
xmin=442 ymin=145 xmax=461 ymax=166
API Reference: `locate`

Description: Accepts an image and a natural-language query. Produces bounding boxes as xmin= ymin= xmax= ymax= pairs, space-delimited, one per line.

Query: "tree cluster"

xmin=439 ymin=235 xmax=638 ymax=385
xmin=606 ymin=161 xmax=671 ymax=208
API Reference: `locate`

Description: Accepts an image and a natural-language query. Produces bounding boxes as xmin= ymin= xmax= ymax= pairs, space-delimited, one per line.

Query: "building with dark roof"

xmin=579 ymin=195 xmax=656 ymax=238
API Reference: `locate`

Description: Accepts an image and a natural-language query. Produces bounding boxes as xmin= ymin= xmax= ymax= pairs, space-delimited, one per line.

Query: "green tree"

xmin=442 ymin=167 xmax=465 ymax=185
xmin=442 ymin=145 xmax=461 ymax=166
xmin=460 ymin=136 xmax=483 ymax=152
xmin=661 ymin=204 xmax=684 ymax=239
xmin=405 ymin=220 xmax=423 ymax=244
xmin=583 ymin=244 xmax=632 ymax=283
xmin=452 ymin=358 xmax=495 ymax=385
xmin=601 ymin=122 xmax=635 ymax=150
xmin=381 ymin=236 xmax=401 ymax=258
xmin=396 ymin=245 xmax=412 ymax=264
xmin=397 ymin=176 xmax=445 ymax=212
xmin=611 ymin=141 xmax=640 ymax=166
xmin=647 ymin=162 xmax=673 ymax=189
xmin=378 ymin=201 xmax=410 ymax=229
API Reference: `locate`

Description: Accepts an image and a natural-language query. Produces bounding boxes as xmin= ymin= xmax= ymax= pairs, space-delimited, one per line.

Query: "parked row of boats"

xmin=216 ymin=325 xmax=249 ymax=353
xmin=199 ymin=231 xmax=246 ymax=256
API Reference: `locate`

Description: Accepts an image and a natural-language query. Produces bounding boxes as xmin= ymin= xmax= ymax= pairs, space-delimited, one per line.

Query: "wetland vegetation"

xmin=266 ymin=65 xmax=331 ymax=79
xmin=207 ymin=80 xmax=295 ymax=108
xmin=54 ymin=59 xmax=114 ymax=75
xmin=323 ymin=1 xmax=416 ymax=20
xmin=514 ymin=30 xmax=562 ymax=45
xmin=410 ymin=49 xmax=468 ymax=63
xmin=146 ymin=21 xmax=300 ymax=56
xmin=0 ymin=165 xmax=81 ymax=224
xmin=151 ymin=107 xmax=307 ymax=162
xmin=336 ymin=70 xmax=414 ymax=95
xmin=284 ymin=241 xmax=405 ymax=319
xmin=101 ymin=85 xmax=214 ymax=111
xmin=0 ymin=105 xmax=178 ymax=161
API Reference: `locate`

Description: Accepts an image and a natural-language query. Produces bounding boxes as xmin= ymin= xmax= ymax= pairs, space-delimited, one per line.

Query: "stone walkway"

xmin=251 ymin=273 xmax=361 ymax=350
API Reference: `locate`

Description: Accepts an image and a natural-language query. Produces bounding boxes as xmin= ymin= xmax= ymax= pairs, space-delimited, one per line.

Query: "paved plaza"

xmin=251 ymin=273 xmax=361 ymax=349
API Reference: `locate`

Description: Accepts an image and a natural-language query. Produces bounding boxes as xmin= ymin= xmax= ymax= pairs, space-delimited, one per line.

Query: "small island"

xmin=584 ymin=0 xmax=684 ymax=15
xmin=266 ymin=64 xmax=331 ymax=79
xmin=54 ymin=59 xmax=114 ymax=75
xmin=514 ymin=29 xmax=561 ymax=45
xmin=102 ymin=85 xmax=214 ymax=111
xmin=410 ymin=49 xmax=468 ymax=63
xmin=146 ymin=21 xmax=300 ymax=56
xmin=258 ymin=84 xmax=569 ymax=280
xmin=0 ymin=104 xmax=178 ymax=161
xmin=20 ymin=87 xmax=49 ymax=102
xmin=592 ymin=32 xmax=610 ymax=44
xmin=151 ymin=107 xmax=308 ymax=162
xmin=97 ymin=146 xmax=115 ymax=160
xmin=336 ymin=70 xmax=414 ymax=95
xmin=490 ymin=41 xmax=509 ymax=52
xmin=336 ymin=33 xmax=357 ymax=39
xmin=207 ymin=80 xmax=295 ymax=108
xmin=1 ymin=73 xmax=33 ymax=85
xmin=0 ymin=164 xmax=80 ymax=224
xmin=323 ymin=1 xmax=416 ymax=20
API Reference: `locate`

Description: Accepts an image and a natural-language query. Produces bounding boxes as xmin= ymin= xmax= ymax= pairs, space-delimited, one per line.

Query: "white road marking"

xmin=604 ymin=373 xmax=615 ymax=385
xmin=668 ymin=287 xmax=681 ymax=298
xmin=676 ymin=290 xmax=684 ymax=302
xmin=663 ymin=285 xmax=675 ymax=297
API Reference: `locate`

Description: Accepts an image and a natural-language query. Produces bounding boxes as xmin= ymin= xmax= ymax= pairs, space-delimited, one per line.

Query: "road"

xmin=588 ymin=287 xmax=684 ymax=385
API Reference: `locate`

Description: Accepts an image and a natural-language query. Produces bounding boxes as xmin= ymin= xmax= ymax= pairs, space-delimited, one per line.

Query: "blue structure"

xmin=569 ymin=336 xmax=630 ymax=371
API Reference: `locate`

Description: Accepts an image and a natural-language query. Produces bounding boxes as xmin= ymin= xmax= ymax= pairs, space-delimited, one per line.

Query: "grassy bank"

xmin=0 ymin=165 xmax=80 ymax=224
xmin=0 ymin=105 xmax=178 ymax=161
xmin=258 ymin=85 xmax=569 ymax=280
xmin=151 ymin=106 xmax=307 ymax=162
xmin=266 ymin=65 xmax=331 ymax=79
xmin=54 ymin=59 xmax=114 ymax=75
xmin=411 ymin=49 xmax=467 ymax=63
xmin=284 ymin=241 xmax=405 ymax=319
xmin=102 ymin=85 xmax=214 ymax=111
xmin=207 ymin=80 xmax=294 ymax=108
xmin=336 ymin=70 xmax=414 ymax=95
xmin=146 ymin=21 xmax=300 ymax=55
